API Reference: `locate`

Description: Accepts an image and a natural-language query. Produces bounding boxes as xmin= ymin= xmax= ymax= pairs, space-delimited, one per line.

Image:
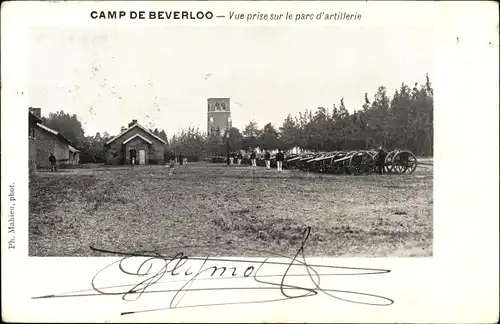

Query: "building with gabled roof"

xmin=104 ymin=119 xmax=167 ymax=165
xmin=29 ymin=107 xmax=81 ymax=171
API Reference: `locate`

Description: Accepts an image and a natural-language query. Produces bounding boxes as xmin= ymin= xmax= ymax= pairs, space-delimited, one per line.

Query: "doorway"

xmin=129 ymin=149 xmax=137 ymax=165
xmin=138 ymin=149 xmax=146 ymax=165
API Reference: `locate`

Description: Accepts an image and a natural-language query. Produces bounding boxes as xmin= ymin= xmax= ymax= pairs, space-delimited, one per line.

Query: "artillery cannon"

xmin=306 ymin=152 xmax=341 ymax=173
xmin=283 ymin=154 xmax=301 ymax=169
xmin=328 ymin=151 xmax=375 ymax=175
xmin=384 ymin=149 xmax=418 ymax=174
xmin=300 ymin=153 xmax=324 ymax=171
xmin=286 ymin=149 xmax=419 ymax=175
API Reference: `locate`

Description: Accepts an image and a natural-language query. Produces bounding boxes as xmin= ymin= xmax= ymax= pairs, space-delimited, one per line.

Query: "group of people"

xmin=168 ymin=152 xmax=188 ymax=173
xmin=247 ymin=149 xmax=285 ymax=172
xmin=229 ymin=152 xmax=244 ymax=165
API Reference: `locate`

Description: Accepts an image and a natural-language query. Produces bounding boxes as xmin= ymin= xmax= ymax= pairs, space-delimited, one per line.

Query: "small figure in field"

xmin=169 ymin=151 xmax=176 ymax=174
xmin=237 ymin=152 xmax=243 ymax=165
xmin=264 ymin=150 xmax=271 ymax=169
xmin=179 ymin=153 xmax=184 ymax=165
xmin=49 ymin=153 xmax=57 ymax=172
xmin=229 ymin=152 xmax=235 ymax=165
xmin=276 ymin=148 xmax=284 ymax=172
xmin=250 ymin=150 xmax=257 ymax=167
xmin=377 ymin=146 xmax=387 ymax=175
xmin=183 ymin=156 xmax=187 ymax=165
xmin=131 ymin=156 xmax=136 ymax=165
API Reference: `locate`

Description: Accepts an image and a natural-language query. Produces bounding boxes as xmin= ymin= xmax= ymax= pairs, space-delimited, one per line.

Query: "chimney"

xmin=29 ymin=107 xmax=41 ymax=118
xmin=128 ymin=119 xmax=138 ymax=127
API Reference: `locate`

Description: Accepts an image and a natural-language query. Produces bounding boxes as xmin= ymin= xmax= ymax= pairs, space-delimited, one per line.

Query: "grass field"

xmin=29 ymin=162 xmax=433 ymax=257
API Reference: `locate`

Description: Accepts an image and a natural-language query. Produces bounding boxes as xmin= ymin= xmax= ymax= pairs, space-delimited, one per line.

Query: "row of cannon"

xmin=280 ymin=150 xmax=418 ymax=175
xmin=208 ymin=149 xmax=419 ymax=175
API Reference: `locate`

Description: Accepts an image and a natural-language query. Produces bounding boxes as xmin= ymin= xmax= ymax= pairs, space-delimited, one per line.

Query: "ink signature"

xmin=32 ymin=227 xmax=394 ymax=315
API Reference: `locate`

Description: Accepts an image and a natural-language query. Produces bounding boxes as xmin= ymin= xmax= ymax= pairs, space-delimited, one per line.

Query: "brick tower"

xmin=207 ymin=98 xmax=231 ymax=136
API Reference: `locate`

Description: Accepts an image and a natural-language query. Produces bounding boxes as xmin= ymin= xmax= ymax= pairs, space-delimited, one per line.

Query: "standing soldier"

xmin=276 ymin=149 xmax=284 ymax=172
xmin=377 ymin=146 xmax=387 ymax=175
xmin=264 ymin=150 xmax=271 ymax=169
xmin=179 ymin=152 xmax=184 ymax=166
xmin=170 ymin=151 xmax=176 ymax=164
xmin=169 ymin=151 xmax=176 ymax=174
xmin=237 ymin=151 xmax=243 ymax=165
xmin=49 ymin=153 xmax=57 ymax=172
xmin=250 ymin=150 xmax=257 ymax=167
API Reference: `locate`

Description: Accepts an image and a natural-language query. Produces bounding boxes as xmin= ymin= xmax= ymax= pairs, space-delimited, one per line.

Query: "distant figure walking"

xmin=229 ymin=152 xmax=234 ymax=165
xmin=264 ymin=150 xmax=271 ymax=169
xmin=250 ymin=150 xmax=257 ymax=167
xmin=179 ymin=153 xmax=184 ymax=165
xmin=49 ymin=153 xmax=57 ymax=172
xmin=169 ymin=151 xmax=176 ymax=173
xmin=237 ymin=152 xmax=243 ymax=165
xmin=170 ymin=151 xmax=176 ymax=165
xmin=183 ymin=156 xmax=188 ymax=165
xmin=377 ymin=146 xmax=387 ymax=175
xmin=276 ymin=149 xmax=284 ymax=172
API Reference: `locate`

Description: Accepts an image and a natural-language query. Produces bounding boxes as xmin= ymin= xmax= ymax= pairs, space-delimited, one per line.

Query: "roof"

xmin=29 ymin=111 xmax=42 ymax=124
xmin=36 ymin=123 xmax=72 ymax=144
xmin=37 ymin=123 xmax=58 ymax=135
xmin=122 ymin=133 xmax=153 ymax=145
xmin=69 ymin=145 xmax=80 ymax=153
xmin=106 ymin=122 xmax=167 ymax=145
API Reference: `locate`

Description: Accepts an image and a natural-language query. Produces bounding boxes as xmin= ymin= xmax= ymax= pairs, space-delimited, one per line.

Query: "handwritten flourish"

xmin=32 ymin=227 xmax=394 ymax=315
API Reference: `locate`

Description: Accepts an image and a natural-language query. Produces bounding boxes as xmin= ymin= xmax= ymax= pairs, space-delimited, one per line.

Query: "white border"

xmin=1 ymin=1 xmax=499 ymax=322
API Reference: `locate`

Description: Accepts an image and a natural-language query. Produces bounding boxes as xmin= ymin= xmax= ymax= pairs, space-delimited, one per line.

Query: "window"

xmin=221 ymin=102 xmax=226 ymax=110
xmin=215 ymin=102 xmax=220 ymax=110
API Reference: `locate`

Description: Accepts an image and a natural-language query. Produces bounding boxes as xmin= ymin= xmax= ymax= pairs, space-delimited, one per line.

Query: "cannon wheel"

xmin=327 ymin=155 xmax=343 ymax=174
xmin=348 ymin=151 xmax=375 ymax=175
xmin=384 ymin=150 xmax=398 ymax=173
xmin=392 ymin=150 xmax=418 ymax=174
xmin=342 ymin=152 xmax=356 ymax=174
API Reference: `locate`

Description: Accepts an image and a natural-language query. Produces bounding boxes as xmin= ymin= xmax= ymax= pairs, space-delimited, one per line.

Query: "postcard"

xmin=1 ymin=1 xmax=498 ymax=322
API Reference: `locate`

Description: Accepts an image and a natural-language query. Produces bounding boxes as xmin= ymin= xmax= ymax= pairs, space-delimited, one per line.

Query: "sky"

xmin=29 ymin=26 xmax=436 ymax=137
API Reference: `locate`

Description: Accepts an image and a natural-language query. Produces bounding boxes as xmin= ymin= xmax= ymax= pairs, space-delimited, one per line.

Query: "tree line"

xmin=170 ymin=74 xmax=434 ymax=158
xmin=39 ymin=74 xmax=433 ymax=162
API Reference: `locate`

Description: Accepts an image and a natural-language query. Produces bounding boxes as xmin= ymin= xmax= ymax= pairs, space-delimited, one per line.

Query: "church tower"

xmin=207 ymin=98 xmax=231 ymax=136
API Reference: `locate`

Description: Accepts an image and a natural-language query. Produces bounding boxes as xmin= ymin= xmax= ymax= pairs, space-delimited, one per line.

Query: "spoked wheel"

xmin=324 ymin=158 xmax=334 ymax=173
xmin=393 ymin=150 xmax=418 ymax=174
xmin=348 ymin=151 xmax=375 ymax=175
xmin=384 ymin=150 xmax=398 ymax=173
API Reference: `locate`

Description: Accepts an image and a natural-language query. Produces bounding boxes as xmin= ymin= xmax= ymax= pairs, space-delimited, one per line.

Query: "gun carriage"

xmin=384 ymin=149 xmax=418 ymax=174
xmin=286 ymin=149 xmax=418 ymax=175
xmin=207 ymin=148 xmax=419 ymax=175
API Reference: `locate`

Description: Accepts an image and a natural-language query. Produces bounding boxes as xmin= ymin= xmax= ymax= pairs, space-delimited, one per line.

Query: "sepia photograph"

xmin=3 ymin=0 xmax=498 ymax=322
xmin=27 ymin=26 xmax=434 ymax=257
